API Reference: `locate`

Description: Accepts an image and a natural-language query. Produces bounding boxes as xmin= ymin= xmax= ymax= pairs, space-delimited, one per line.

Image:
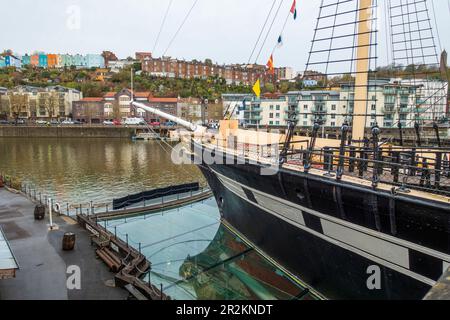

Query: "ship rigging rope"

xmin=152 ymin=0 xmax=174 ymax=55
xmin=255 ymin=0 xmax=285 ymax=63
xmin=430 ymin=0 xmax=442 ymax=54
xmin=162 ymin=0 xmax=200 ymax=57
xmin=247 ymin=0 xmax=278 ymax=64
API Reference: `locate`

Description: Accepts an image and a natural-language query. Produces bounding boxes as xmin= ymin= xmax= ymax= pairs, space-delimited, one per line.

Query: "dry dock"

xmin=0 ymin=188 xmax=128 ymax=300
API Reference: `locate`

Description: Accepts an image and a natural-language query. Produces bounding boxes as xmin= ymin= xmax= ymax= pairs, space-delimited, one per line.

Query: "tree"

xmin=112 ymin=100 xmax=121 ymax=120
xmin=7 ymin=93 xmax=28 ymax=123
xmin=41 ymin=92 xmax=59 ymax=120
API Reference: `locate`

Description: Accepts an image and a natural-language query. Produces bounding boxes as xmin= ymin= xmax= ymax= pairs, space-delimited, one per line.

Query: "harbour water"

xmin=0 ymin=138 xmax=205 ymax=205
xmin=0 ymin=137 xmax=317 ymax=300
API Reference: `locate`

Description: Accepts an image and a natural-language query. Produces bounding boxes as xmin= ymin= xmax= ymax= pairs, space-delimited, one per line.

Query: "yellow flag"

xmin=252 ymin=79 xmax=261 ymax=98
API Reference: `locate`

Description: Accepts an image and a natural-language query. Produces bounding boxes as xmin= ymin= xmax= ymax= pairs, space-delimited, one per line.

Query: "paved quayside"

xmin=0 ymin=188 xmax=128 ymax=300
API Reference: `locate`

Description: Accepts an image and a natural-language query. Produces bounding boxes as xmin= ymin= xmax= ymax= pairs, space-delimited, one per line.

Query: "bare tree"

xmin=7 ymin=93 xmax=28 ymax=124
xmin=41 ymin=92 xmax=59 ymax=121
xmin=112 ymin=100 xmax=121 ymax=120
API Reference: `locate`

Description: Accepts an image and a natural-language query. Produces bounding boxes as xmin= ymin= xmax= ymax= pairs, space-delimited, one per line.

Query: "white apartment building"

xmin=222 ymin=94 xmax=252 ymax=126
xmin=1 ymin=85 xmax=82 ymax=120
xmin=399 ymin=79 xmax=448 ymax=122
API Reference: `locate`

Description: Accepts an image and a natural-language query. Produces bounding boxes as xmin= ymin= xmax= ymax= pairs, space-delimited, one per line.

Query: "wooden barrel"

xmin=34 ymin=205 xmax=46 ymax=220
xmin=62 ymin=233 xmax=76 ymax=251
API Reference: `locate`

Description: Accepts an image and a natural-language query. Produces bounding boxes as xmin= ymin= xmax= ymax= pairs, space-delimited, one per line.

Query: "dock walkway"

xmin=0 ymin=188 xmax=128 ymax=300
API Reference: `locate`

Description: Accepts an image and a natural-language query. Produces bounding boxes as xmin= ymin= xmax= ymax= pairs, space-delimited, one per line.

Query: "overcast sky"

xmin=1 ymin=0 xmax=449 ymax=72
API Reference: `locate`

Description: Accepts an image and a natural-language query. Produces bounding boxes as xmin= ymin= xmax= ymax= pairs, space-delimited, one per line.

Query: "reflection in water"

xmin=107 ymin=198 xmax=317 ymax=301
xmin=0 ymin=138 xmax=205 ymax=205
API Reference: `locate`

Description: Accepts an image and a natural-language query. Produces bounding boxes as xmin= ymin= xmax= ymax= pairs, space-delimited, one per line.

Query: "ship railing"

xmin=286 ymin=146 xmax=450 ymax=196
xmin=210 ymin=138 xmax=310 ymax=165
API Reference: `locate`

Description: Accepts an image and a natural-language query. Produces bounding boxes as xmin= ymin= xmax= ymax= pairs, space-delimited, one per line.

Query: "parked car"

xmin=123 ymin=118 xmax=146 ymax=126
xmin=0 ymin=120 xmax=9 ymax=125
xmin=164 ymin=121 xmax=176 ymax=127
xmin=103 ymin=120 xmax=114 ymax=126
xmin=150 ymin=121 xmax=161 ymax=127
xmin=113 ymin=120 xmax=122 ymax=126
xmin=50 ymin=120 xmax=60 ymax=126
xmin=36 ymin=120 xmax=49 ymax=125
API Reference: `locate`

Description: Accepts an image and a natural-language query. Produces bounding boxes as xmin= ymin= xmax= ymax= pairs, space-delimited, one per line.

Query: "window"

xmin=371 ymin=104 xmax=376 ymax=111
xmin=331 ymin=114 xmax=336 ymax=119
xmin=269 ymin=121 xmax=273 ymax=125
xmin=276 ymin=121 xmax=280 ymax=125
xmin=303 ymin=121 xmax=308 ymax=126
xmin=276 ymin=113 xmax=280 ymax=118
xmin=331 ymin=122 xmax=336 ymax=127
xmin=331 ymin=104 xmax=336 ymax=111
xmin=270 ymin=105 xmax=274 ymax=110
xmin=304 ymin=105 xmax=308 ymax=110
xmin=304 ymin=114 xmax=308 ymax=119
xmin=269 ymin=113 xmax=274 ymax=119
xmin=276 ymin=105 xmax=280 ymax=111
xmin=371 ymin=115 xmax=376 ymax=120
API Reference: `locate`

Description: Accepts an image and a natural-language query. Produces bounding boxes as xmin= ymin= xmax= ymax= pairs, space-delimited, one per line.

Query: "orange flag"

xmin=266 ymin=54 xmax=274 ymax=75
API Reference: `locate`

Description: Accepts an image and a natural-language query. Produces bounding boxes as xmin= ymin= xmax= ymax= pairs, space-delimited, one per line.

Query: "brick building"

xmin=142 ymin=56 xmax=279 ymax=85
xmin=72 ymin=89 xmax=178 ymax=124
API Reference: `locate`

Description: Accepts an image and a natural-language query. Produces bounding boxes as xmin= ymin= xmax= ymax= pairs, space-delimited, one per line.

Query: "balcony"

xmin=250 ymin=115 xmax=262 ymax=121
xmin=383 ymin=105 xmax=395 ymax=113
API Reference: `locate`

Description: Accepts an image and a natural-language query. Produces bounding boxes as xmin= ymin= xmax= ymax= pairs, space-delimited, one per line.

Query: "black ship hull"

xmin=195 ymin=144 xmax=450 ymax=300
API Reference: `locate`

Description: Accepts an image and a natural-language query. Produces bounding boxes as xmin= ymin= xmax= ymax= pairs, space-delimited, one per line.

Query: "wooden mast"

xmin=352 ymin=0 xmax=373 ymax=141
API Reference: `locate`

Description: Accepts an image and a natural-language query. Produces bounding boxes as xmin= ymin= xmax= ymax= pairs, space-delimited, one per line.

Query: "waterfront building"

xmin=221 ymin=94 xmax=252 ymax=126
xmin=399 ymin=79 xmax=448 ymax=122
xmin=2 ymin=85 xmax=82 ymax=120
xmin=177 ymin=97 xmax=203 ymax=124
xmin=245 ymin=95 xmax=290 ymax=127
xmin=73 ymin=89 xmax=178 ymax=123
xmin=286 ymin=90 xmax=341 ymax=128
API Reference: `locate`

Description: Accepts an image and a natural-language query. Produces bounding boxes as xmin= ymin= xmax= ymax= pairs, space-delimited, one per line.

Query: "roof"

xmin=149 ymin=97 xmax=178 ymax=103
xmin=134 ymin=92 xmax=151 ymax=98
xmin=0 ymin=226 xmax=19 ymax=271
xmin=80 ymin=97 xmax=104 ymax=102
xmin=104 ymin=92 xmax=116 ymax=98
